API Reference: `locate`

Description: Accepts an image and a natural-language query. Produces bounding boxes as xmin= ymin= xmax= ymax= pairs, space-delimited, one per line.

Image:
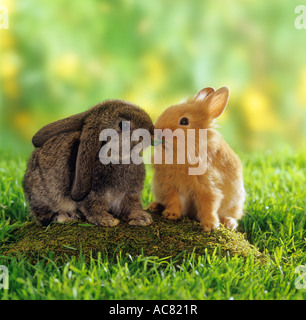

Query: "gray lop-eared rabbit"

xmin=23 ymin=100 xmax=154 ymax=227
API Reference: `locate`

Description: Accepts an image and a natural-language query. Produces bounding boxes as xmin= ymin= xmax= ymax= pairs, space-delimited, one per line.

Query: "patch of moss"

xmin=1 ymin=213 xmax=266 ymax=263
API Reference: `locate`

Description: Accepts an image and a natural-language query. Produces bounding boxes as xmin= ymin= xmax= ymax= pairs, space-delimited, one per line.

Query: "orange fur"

xmin=149 ymin=87 xmax=245 ymax=231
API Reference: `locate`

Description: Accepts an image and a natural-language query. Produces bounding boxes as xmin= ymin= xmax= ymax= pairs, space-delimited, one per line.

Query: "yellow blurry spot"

xmin=124 ymin=88 xmax=175 ymax=123
xmin=2 ymin=0 xmax=15 ymax=13
xmin=0 ymin=31 xmax=15 ymax=49
xmin=50 ymin=53 xmax=79 ymax=80
xmin=3 ymin=79 xmax=19 ymax=97
xmin=141 ymin=54 xmax=166 ymax=91
xmin=242 ymin=87 xmax=279 ymax=131
xmin=124 ymin=90 xmax=154 ymax=115
xmin=1 ymin=62 xmax=17 ymax=78
xmin=13 ymin=112 xmax=34 ymax=140
xmin=0 ymin=51 xmax=20 ymax=79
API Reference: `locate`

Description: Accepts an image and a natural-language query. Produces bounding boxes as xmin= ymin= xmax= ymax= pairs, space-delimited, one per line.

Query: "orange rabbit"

xmin=148 ymin=86 xmax=245 ymax=232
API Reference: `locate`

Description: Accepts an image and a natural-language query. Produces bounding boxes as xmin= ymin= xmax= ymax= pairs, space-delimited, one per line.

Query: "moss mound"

xmin=1 ymin=213 xmax=265 ymax=262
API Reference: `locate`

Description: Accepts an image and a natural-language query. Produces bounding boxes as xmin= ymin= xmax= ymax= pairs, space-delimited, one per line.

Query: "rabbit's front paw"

xmin=162 ymin=209 xmax=181 ymax=220
xmin=128 ymin=210 xmax=153 ymax=226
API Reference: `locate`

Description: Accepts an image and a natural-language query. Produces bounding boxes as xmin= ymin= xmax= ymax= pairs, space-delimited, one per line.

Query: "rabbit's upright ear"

xmin=32 ymin=112 xmax=87 ymax=147
xmin=206 ymin=86 xmax=230 ymax=119
xmin=71 ymin=116 xmax=102 ymax=201
xmin=193 ymin=87 xmax=215 ymax=102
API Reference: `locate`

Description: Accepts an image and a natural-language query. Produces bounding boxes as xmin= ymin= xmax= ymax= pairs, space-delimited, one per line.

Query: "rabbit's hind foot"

xmin=86 ymin=211 xmax=120 ymax=227
xmin=127 ymin=210 xmax=153 ymax=226
xmin=55 ymin=212 xmax=79 ymax=223
xmin=219 ymin=217 xmax=238 ymax=230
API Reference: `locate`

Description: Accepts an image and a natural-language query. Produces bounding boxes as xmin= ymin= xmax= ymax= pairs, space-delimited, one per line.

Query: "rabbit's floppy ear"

xmin=193 ymin=87 xmax=215 ymax=102
xmin=32 ymin=111 xmax=88 ymax=147
xmin=206 ymin=86 xmax=230 ymax=119
xmin=71 ymin=114 xmax=106 ymax=201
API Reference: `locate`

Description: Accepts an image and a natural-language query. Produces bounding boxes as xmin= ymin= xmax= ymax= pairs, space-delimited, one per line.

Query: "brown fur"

xmin=23 ymin=100 xmax=154 ymax=227
xmin=148 ymin=87 xmax=245 ymax=231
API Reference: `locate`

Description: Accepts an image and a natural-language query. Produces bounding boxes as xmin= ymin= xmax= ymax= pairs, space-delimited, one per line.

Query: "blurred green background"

xmin=0 ymin=0 xmax=305 ymax=154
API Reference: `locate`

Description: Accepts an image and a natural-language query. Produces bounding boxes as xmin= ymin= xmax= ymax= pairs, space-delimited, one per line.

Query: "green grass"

xmin=0 ymin=148 xmax=305 ymax=300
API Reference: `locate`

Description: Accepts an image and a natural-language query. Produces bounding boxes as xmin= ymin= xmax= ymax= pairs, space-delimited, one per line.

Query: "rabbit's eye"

xmin=179 ymin=117 xmax=189 ymax=125
xmin=119 ymin=121 xmax=130 ymax=132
